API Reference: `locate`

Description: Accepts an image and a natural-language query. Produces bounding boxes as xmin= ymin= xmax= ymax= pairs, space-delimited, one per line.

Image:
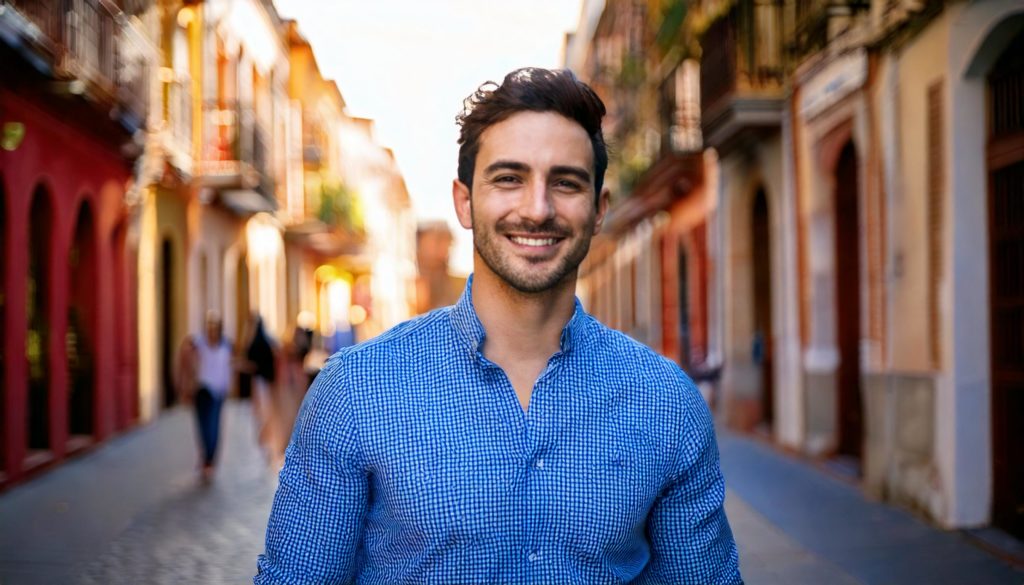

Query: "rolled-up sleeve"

xmin=255 ymin=356 xmax=368 ymax=585
xmin=637 ymin=377 xmax=743 ymax=585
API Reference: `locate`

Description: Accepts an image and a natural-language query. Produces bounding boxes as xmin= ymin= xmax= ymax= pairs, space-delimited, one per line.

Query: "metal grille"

xmin=989 ymin=31 xmax=1024 ymax=139
xmin=991 ymin=67 xmax=1023 ymax=138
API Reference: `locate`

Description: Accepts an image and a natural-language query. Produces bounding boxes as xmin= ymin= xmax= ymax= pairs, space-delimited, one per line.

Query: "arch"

xmin=939 ymin=2 xmax=1024 ymax=527
xmin=962 ymin=10 xmax=1024 ymax=79
xmin=833 ymin=141 xmax=863 ymax=462
xmin=27 ymin=184 xmax=53 ymax=451
xmin=67 ymin=199 xmax=98 ymax=438
xmin=723 ymin=169 xmax=780 ymax=431
xmin=820 ymin=119 xmax=857 ymax=177
xmin=751 ymin=187 xmax=774 ymax=430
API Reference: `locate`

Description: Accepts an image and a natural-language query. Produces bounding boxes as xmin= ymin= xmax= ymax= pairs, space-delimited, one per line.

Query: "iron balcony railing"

xmin=200 ymin=100 xmax=274 ymax=197
xmin=166 ymin=71 xmax=192 ymax=156
xmin=790 ymin=0 xmax=871 ymax=59
xmin=2 ymin=0 xmax=152 ymax=129
xmin=3 ymin=0 xmax=64 ymax=52
xmin=700 ymin=0 xmax=788 ymax=117
xmin=114 ymin=10 xmax=154 ymax=131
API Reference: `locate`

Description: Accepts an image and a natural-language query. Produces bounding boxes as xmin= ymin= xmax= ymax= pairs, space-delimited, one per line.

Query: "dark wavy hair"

xmin=456 ymin=67 xmax=608 ymax=198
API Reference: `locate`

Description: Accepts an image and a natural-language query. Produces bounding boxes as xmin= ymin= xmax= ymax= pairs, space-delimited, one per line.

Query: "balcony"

xmin=114 ymin=11 xmax=154 ymax=132
xmin=198 ymin=100 xmax=276 ymax=206
xmin=0 ymin=0 xmax=153 ymax=133
xmin=161 ymin=69 xmax=192 ymax=172
xmin=789 ymin=0 xmax=870 ymax=61
xmin=699 ymin=0 xmax=788 ymax=156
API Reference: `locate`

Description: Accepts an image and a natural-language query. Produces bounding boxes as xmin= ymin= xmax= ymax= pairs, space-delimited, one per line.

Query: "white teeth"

xmin=510 ymin=236 xmax=557 ymax=247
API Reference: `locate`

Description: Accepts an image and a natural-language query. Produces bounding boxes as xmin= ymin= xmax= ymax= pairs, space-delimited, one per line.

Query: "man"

xmin=255 ymin=68 xmax=742 ymax=584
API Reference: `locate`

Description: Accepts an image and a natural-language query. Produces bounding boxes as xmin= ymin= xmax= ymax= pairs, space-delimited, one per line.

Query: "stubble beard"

xmin=472 ymin=210 xmax=597 ymax=295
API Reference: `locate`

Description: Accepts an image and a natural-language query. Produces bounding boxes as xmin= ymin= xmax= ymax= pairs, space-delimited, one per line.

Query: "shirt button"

xmin=535 ymin=458 xmax=545 ymax=469
xmin=528 ymin=552 xmax=540 ymax=562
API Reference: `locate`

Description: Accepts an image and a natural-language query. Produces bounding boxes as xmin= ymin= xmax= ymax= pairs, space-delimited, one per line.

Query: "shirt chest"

xmin=358 ymin=380 xmax=669 ymax=550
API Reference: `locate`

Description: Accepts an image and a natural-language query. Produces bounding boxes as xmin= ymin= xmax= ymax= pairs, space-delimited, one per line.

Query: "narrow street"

xmin=0 ymin=401 xmax=1020 ymax=585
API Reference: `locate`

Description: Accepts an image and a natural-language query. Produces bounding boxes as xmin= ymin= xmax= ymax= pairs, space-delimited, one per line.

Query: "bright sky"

xmin=274 ymin=0 xmax=584 ymax=275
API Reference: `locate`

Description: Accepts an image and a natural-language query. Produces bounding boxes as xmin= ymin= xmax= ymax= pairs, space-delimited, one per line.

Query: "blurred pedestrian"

xmin=178 ymin=311 xmax=233 ymax=483
xmin=243 ymin=313 xmax=278 ymax=454
xmin=291 ymin=311 xmax=315 ymax=366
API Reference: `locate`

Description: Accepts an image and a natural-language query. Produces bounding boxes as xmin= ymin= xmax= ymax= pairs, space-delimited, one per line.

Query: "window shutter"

xmin=926 ymin=81 xmax=944 ymax=369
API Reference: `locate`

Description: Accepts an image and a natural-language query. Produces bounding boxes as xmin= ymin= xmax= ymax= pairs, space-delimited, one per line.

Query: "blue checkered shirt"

xmin=255 ymin=279 xmax=741 ymax=584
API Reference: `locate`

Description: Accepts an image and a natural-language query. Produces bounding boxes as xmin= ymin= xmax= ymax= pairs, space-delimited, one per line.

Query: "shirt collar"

xmin=450 ymin=274 xmax=597 ymax=357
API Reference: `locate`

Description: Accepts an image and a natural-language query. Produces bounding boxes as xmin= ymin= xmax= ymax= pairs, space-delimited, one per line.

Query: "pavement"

xmin=0 ymin=402 xmax=276 ymax=585
xmin=0 ymin=401 xmax=1021 ymax=585
xmin=720 ymin=433 xmax=1024 ymax=585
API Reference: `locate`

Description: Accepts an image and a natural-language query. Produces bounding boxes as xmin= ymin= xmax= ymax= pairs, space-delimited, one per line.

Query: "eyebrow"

xmin=483 ymin=160 xmax=529 ymax=175
xmin=483 ymin=160 xmax=593 ymax=184
xmin=550 ymin=165 xmax=592 ymax=184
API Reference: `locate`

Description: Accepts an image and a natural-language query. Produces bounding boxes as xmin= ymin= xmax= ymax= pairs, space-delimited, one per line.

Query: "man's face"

xmin=454 ymin=111 xmax=609 ymax=294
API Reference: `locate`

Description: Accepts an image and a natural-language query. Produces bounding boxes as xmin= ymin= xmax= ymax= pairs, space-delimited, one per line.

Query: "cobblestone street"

xmin=0 ymin=402 xmax=276 ymax=585
xmin=0 ymin=401 xmax=1021 ymax=585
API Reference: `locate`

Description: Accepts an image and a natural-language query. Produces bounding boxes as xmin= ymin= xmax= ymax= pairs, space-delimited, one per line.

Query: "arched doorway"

xmin=751 ymin=188 xmax=774 ymax=429
xmin=27 ymin=186 xmax=52 ymax=451
xmin=987 ymin=27 xmax=1024 ymax=539
xmin=159 ymin=237 xmax=176 ymax=408
xmin=834 ymin=142 xmax=863 ymax=463
xmin=67 ymin=201 xmax=97 ymax=438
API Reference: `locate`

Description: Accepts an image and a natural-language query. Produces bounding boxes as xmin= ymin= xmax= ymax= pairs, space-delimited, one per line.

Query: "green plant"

xmin=317 ymin=182 xmax=364 ymax=234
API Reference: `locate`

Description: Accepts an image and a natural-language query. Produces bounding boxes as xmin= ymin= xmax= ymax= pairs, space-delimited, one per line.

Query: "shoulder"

xmin=584 ymin=320 xmax=706 ymax=416
xmin=312 ymin=307 xmax=456 ymax=390
xmin=346 ymin=306 xmax=454 ymax=358
xmin=591 ymin=321 xmax=691 ymax=384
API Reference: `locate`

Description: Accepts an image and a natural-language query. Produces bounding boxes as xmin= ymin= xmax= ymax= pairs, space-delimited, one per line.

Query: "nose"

xmin=517 ymin=179 xmax=554 ymax=224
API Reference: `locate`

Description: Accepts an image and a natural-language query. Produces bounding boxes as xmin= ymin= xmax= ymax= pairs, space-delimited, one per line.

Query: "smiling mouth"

xmin=508 ymin=235 xmax=563 ymax=247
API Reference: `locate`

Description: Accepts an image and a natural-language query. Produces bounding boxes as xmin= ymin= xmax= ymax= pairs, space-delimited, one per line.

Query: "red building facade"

xmin=0 ymin=1 xmax=149 ymax=486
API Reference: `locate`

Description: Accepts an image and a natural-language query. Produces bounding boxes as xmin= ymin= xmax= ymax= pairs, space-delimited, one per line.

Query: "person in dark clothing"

xmin=247 ymin=315 xmax=277 ymax=385
xmin=244 ymin=314 xmax=278 ymax=460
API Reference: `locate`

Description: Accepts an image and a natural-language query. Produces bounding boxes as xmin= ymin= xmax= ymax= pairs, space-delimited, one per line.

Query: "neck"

xmin=471 ymin=262 xmax=577 ymax=362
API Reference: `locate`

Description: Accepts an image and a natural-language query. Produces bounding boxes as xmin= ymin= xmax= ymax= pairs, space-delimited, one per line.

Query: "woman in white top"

xmin=180 ymin=311 xmax=233 ymax=482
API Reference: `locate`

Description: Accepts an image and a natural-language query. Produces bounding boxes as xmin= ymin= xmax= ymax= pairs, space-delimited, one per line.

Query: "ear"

xmin=453 ymin=179 xmax=473 ymax=229
xmin=593 ymin=187 xmax=611 ymax=233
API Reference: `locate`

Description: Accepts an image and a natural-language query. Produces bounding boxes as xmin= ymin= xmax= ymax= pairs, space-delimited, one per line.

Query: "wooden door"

xmin=988 ymin=29 xmax=1024 ymax=539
